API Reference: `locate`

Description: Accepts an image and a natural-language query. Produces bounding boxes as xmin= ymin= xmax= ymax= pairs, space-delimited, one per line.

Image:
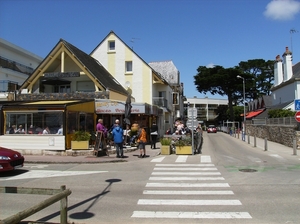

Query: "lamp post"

xmin=237 ymin=75 xmax=246 ymax=141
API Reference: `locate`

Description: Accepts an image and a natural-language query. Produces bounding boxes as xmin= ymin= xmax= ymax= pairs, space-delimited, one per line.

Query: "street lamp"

xmin=237 ymin=75 xmax=246 ymax=141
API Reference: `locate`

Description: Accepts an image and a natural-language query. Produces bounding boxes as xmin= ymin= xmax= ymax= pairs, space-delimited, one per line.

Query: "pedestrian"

xmin=123 ymin=124 xmax=131 ymax=146
xmin=112 ymin=119 xmax=124 ymax=158
xmin=43 ymin=126 xmax=50 ymax=134
xmin=137 ymin=124 xmax=147 ymax=158
xmin=9 ymin=125 xmax=16 ymax=134
xmin=57 ymin=125 xmax=63 ymax=135
xmin=96 ymin=118 xmax=107 ymax=149
xmin=150 ymin=121 xmax=158 ymax=149
xmin=15 ymin=125 xmax=25 ymax=134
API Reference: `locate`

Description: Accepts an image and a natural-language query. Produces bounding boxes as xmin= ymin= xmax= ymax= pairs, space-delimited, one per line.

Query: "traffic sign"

xmin=188 ymin=108 xmax=197 ymax=118
xmin=295 ymin=99 xmax=300 ymax=111
xmin=295 ymin=111 xmax=300 ymax=122
xmin=186 ymin=119 xmax=198 ymax=129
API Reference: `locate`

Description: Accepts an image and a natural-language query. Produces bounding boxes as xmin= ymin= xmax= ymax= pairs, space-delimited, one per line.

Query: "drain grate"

xmin=239 ymin=168 xmax=257 ymax=172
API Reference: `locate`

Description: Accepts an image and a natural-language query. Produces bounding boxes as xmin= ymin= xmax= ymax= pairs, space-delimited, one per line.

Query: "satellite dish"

xmin=125 ymin=81 xmax=130 ymax=88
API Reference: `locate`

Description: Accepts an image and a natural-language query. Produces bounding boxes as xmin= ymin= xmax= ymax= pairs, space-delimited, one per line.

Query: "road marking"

xmin=23 ymin=165 xmax=49 ymax=168
xmin=175 ymin=155 xmax=188 ymax=162
xmin=143 ymin=190 xmax=234 ymax=195
xmin=138 ymin=199 xmax=241 ymax=205
xmin=154 ymin=167 xmax=217 ymax=171
xmin=151 ymin=172 xmax=221 ymax=175
xmin=201 ymin=155 xmax=211 ymax=163
xmin=146 ymin=183 xmax=230 ymax=188
xmin=132 ymin=211 xmax=252 ymax=219
xmin=151 ymin=157 xmax=165 ymax=162
xmin=156 ymin=164 xmax=215 ymax=167
xmin=149 ymin=177 xmax=225 ymax=181
xmin=3 ymin=170 xmax=108 ymax=180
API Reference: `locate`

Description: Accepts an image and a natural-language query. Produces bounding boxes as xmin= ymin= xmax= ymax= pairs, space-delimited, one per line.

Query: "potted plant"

xmin=174 ymin=135 xmax=193 ymax=155
xmin=160 ymin=137 xmax=172 ymax=155
xmin=71 ymin=130 xmax=91 ymax=150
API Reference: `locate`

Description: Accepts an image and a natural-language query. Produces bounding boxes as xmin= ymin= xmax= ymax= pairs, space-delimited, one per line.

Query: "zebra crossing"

xmin=131 ymin=155 xmax=252 ymax=220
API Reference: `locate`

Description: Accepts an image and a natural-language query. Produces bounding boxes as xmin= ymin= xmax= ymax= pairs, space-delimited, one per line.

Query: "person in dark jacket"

xmin=112 ymin=119 xmax=124 ymax=158
xmin=150 ymin=121 xmax=158 ymax=149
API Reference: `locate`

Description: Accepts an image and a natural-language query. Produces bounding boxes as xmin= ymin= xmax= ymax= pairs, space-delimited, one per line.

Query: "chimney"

xmin=282 ymin=47 xmax=293 ymax=81
xmin=274 ymin=55 xmax=283 ymax=86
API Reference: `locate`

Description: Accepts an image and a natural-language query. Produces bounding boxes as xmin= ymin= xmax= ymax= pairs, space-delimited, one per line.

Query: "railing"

xmin=0 ymin=185 xmax=72 ymax=224
xmin=251 ymin=117 xmax=297 ymax=126
xmin=0 ymin=56 xmax=34 ymax=75
xmin=152 ymin=97 xmax=168 ymax=108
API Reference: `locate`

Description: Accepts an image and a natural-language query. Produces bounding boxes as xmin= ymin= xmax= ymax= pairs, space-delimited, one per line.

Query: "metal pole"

xmin=293 ymin=137 xmax=297 ymax=155
xmin=264 ymin=138 xmax=268 ymax=151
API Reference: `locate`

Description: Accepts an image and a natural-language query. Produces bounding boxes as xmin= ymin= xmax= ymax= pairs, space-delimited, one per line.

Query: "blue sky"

xmin=1 ymin=0 xmax=300 ymax=99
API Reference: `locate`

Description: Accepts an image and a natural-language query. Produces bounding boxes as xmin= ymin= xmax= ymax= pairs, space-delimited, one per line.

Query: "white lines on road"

xmin=143 ymin=190 xmax=234 ymax=195
xmin=3 ymin=170 xmax=108 ymax=180
xmin=201 ymin=155 xmax=212 ymax=163
xmin=138 ymin=199 xmax=242 ymax=205
xmin=151 ymin=157 xmax=165 ymax=163
xmin=154 ymin=167 xmax=217 ymax=171
xmin=156 ymin=163 xmax=215 ymax=167
xmin=151 ymin=171 xmax=221 ymax=175
xmin=149 ymin=176 xmax=225 ymax=181
xmin=175 ymin=155 xmax=188 ymax=162
xmin=132 ymin=211 xmax=252 ymax=219
xmin=146 ymin=183 xmax=230 ymax=188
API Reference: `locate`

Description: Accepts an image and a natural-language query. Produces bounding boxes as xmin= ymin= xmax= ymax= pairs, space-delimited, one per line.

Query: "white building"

xmin=0 ymin=38 xmax=43 ymax=101
xmin=271 ymin=47 xmax=300 ymax=110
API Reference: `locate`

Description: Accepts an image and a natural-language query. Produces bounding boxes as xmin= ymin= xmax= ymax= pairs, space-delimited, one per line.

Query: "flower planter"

xmin=71 ymin=140 xmax=89 ymax=150
xmin=176 ymin=145 xmax=192 ymax=155
xmin=161 ymin=145 xmax=171 ymax=155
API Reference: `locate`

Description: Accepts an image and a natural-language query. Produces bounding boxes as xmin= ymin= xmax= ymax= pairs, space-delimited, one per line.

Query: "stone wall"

xmin=246 ymin=124 xmax=300 ymax=148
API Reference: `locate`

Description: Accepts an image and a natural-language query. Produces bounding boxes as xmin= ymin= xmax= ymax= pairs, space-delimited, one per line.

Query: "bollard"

xmin=254 ymin=136 xmax=256 ymax=147
xmin=293 ymin=138 xmax=297 ymax=155
xmin=264 ymin=138 xmax=268 ymax=151
xmin=247 ymin=135 xmax=250 ymax=144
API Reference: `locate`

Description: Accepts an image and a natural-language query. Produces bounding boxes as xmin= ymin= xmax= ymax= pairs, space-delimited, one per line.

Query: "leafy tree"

xmin=238 ymin=59 xmax=274 ymax=99
xmin=194 ymin=65 xmax=243 ymax=121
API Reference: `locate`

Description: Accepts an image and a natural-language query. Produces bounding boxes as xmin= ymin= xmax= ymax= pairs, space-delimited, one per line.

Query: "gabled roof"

xmin=90 ymin=30 xmax=169 ymax=85
xmin=148 ymin=60 xmax=180 ymax=85
xmin=20 ymin=39 xmax=129 ymax=96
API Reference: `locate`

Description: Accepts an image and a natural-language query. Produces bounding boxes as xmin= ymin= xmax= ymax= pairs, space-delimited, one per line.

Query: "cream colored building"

xmin=90 ymin=31 xmax=182 ymax=133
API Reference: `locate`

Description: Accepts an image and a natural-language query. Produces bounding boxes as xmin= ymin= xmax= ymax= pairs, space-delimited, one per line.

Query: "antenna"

xmin=130 ymin=37 xmax=140 ymax=50
xmin=290 ymin=28 xmax=298 ymax=58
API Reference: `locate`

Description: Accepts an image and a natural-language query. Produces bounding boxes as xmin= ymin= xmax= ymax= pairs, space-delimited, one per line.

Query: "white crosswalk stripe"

xmin=132 ymin=155 xmax=252 ymax=220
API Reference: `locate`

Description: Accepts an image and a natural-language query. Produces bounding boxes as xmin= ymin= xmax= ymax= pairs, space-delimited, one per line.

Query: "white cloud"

xmin=206 ymin=63 xmax=215 ymax=68
xmin=264 ymin=0 xmax=300 ymax=20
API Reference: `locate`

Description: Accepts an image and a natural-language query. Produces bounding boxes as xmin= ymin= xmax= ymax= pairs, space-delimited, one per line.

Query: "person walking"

xmin=112 ymin=119 xmax=124 ymax=158
xmin=137 ymin=124 xmax=147 ymax=158
xmin=150 ymin=121 xmax=158 ymax=149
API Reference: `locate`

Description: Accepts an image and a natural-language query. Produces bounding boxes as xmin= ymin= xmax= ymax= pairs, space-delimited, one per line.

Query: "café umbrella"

xmin=123 ymin=94 xmax=132 ymax=125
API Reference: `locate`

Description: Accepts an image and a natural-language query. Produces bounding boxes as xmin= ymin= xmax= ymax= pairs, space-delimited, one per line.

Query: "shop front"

xmin=95 ymin=99 xmax=162 ymax=142
xmin=0 ymin=100 xmax=96 ymax=153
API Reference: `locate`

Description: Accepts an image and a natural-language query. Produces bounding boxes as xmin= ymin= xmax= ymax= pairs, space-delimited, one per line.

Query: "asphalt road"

xmin=1 ymin=132 xmax=300 ymax=224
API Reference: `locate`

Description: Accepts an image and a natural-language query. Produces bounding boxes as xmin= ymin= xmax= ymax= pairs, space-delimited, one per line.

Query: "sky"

xmin=1 ymin=0 xmax=300 ymax=99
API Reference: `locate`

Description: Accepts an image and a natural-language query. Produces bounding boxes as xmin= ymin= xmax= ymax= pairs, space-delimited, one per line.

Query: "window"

xmin=5 ymin=111 xmax=63 ymax=134
xmin=125 ymin=61 xmax=133 ymax=73
xmin=108 ymin=41 xmax=115 ymax=51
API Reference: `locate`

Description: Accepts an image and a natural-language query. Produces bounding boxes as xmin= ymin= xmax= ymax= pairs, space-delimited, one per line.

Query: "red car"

xmin=207 ymin=125 xmax=217 ymax=133
xmin=0 ymin=146 xmax=24 ymax=172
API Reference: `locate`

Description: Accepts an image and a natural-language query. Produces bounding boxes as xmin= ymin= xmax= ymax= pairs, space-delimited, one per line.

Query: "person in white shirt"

xmin=57 ymin=125 xmax=63 ymax=135
xmin=15 ymin=125 xmax=25 ymax=134
xmin=43 ymin=126 xmax=50 ymax=134
xmin=123 ymin=124 xmax=131 ymax=145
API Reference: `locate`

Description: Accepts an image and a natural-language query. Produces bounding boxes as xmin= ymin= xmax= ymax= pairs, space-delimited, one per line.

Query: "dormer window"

xmin=108 ymin=41 xmax=115 ymax=51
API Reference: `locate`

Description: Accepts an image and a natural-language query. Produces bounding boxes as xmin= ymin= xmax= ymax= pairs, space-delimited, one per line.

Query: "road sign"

xmin=295 ymin=111 xmax=300 ymax=122
xmin=295 ymin=99 xmax=300 ymax=111
xmin=186 ymin=119 xmax=198 ymax=129
xmin=188 ymin=108 xmax=197 ymax=118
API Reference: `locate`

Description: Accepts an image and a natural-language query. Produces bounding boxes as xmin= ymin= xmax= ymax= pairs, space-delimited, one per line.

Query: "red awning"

xmin=245 ymin=109 xmax=265 ymax=119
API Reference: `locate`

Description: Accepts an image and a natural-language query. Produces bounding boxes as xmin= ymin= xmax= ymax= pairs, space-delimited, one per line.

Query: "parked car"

xmin=0 ymin=146 xmax=24 ymax=172
xmin=207 ymin=125 xmax=217 ymax=133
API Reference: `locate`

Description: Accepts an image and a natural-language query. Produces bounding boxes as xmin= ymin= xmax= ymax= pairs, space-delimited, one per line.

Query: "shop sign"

xmin=95 ymin=99 xmax=145 ymax=114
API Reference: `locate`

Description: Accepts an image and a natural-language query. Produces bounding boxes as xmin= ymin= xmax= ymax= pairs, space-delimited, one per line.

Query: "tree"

xmin=238 ymin=59 xmax=274 ymax=99
xmin=194 ymin=65 xmax=242 ymax=121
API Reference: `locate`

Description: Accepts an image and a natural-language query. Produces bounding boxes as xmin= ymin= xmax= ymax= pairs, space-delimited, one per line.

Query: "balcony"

xmin=153 ymin=97 xmax=168 ymax=107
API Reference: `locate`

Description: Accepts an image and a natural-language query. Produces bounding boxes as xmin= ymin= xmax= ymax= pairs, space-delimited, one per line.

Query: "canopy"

xmin=245 ymin=109 xmax=265 ymax=119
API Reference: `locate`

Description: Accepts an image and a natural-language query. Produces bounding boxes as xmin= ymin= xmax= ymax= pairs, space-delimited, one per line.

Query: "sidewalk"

xmin=24 ymin=144 xmax=161 ymax=164
xmin=226 ymin=132 xmax=299 ymax=157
